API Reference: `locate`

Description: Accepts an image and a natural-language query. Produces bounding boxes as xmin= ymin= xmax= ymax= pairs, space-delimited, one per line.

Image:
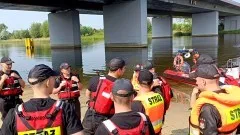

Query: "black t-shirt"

xmin=95 ymin=111 xmax=155 ymax=135
xmin=54 ymin=73 xmax=80 ymax=88
xmin=0 ymin=70 xmax=22 ymax=79
xmin=0 ymin=98 xmax=83 ymax=135
xmin=88 ymin=75 xmax=116 ymax=92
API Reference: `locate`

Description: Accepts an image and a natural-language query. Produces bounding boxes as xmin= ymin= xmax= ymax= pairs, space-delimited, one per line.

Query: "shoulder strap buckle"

xmin=103 ymin=120 xmax=119 ymax=135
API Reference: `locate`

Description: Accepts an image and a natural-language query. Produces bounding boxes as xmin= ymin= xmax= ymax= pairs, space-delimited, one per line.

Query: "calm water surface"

xmin=1 ymin=34 xmax=240 ymax=94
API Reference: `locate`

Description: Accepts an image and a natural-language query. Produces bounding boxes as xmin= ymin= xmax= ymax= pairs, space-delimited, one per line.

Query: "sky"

xmin=0 ymin=10 xmax=104 ymax=32
xmin=0 ymin=0 xmax=240 ymax=32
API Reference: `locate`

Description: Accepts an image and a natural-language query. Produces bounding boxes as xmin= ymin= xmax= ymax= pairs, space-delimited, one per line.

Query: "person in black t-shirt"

xmin=95 ymin=79 xmax=155 ymax=135
xmin=82 ymin=57 xmax=126 ymax=135
xmin=0 ymin=56 xmax=25 ymax=121
xmin=1 ymin=64 xmax=84 ymax=135
xmin=53 ymin=62 xmax=83 ymax=120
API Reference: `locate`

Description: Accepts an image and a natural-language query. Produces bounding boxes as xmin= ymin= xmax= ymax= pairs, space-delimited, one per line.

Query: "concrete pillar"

xmin=224 ymin=16 xmax=240 ymax=31
xmin=48 ymin=10 xmax=81 ymax=48
xmin=103 ymin=0 xmax=147 ymax=47
xmin=152 ymin=16 xmax=172 ymax=38
xmin=192 ymin=11 xmax=218 ymax=36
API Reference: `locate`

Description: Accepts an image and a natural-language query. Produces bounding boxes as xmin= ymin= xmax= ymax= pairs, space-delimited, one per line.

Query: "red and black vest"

xmin=88 ymin=76 xmax=115 ymax=115
xmin=16 ymin=100 xmax=64 ymax=135
xmin=158 ymin=76 xmax=172 ymax=110
xmin=0 ymin=74 xmax=22 ymax=96
xmin=58 ymin=75 xmax=80 ymax=100
xmin=103 ymin=112 xmax=150 ymax=135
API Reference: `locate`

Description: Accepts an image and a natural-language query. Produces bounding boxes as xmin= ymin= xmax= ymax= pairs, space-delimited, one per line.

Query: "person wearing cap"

xmin=131 ymin=64 xmax=143 ymax=92
xmin=1 ymin=64 xmax=84 ymax=135
xmin=143 ymin=60 xmax=173 ymax=110
xmin=82 ymin=57 xmax=126 ymax=135
xmin=189 ymin=64 xmax=240 ymax=135
xmin=95 ymin=79 xmax=155 ymax=135
xmin=132 ymin=70 xmax=165 ymax=135
xmin=53 ymin=62 xmax=83 ymax=120
xmin=0 ymin=56 xmax=25 ymax=121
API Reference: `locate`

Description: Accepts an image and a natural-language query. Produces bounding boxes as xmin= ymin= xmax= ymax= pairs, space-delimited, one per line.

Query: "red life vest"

xmin=158 ymin=76 xmax=172 ymax=110
xmin=16 ymin=100 xmax=64 ymax=135
xmin=0 ymin=76 xmax=22 ymax=96
xmin=58 ymin=76 xmax=80 ymax=100
xmin=88 ymin=76 xmax=115 ymax=115
xmin=103 ymin=112 xmax=150 ymax=135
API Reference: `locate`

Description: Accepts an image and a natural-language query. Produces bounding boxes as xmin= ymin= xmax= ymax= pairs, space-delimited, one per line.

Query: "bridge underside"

xmin=1 ymin=0 xmax=240 ymax=47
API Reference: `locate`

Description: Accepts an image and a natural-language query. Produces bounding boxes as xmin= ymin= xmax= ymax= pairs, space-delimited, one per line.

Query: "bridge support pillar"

xmin=224 ymin=16 xmax=240 ymax=31
xmin=192 ymin=11 xmax=218 ymax=36
xmin=152 ymin=16 xmax=172 ymax=38
xmin=48 ymin=10 xmax=81 ymax=48
xmin=103 ymin=0 xmax=147 ymax=47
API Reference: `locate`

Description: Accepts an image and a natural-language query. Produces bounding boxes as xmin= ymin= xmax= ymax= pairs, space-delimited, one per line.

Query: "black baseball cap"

xmin=108 ymin=57 xmax=125 ymax=71
xmin=196 ymin=54 xmax=215 ymax=66
xmin=28 ymin=64 xmax=59 ymax=85
xmin=134 ymin=64 xmax=143 ymax=71
xmin=1 ymin=57 xmax=14 ymax=64
xmin=138 ymin=70 xmax=153 ymax=85
xmin=112 ymin=79 xmax=135 ymax=97
xmin=143 ymin=60 xmax=154 ymax=70
xmin=189 ymin=64 xmax=220 ymax=79
xmin=60 ymin=62 xmax=71 ymax=69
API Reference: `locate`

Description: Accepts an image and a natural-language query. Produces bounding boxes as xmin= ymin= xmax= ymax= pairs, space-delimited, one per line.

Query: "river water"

xmin=0 ymin=34 xmax=240 ymax=94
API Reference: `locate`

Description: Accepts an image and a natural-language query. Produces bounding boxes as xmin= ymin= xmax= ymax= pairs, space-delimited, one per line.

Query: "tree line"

xmin=0 ymin=21 xmax=103 ymax=40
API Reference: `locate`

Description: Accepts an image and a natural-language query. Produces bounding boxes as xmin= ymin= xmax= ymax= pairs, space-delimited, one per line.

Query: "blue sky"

xmin=0 ymin=0 xmax=240 ymax=32
xmin=0 ymin=10 xmax=103 ymax=32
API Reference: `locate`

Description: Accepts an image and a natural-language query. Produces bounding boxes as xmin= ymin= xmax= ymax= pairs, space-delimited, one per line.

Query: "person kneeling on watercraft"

xmin=189 ymin=64 xmax=240 ymax=135
xmin=173 ymin=52 xmax=190 ymax=74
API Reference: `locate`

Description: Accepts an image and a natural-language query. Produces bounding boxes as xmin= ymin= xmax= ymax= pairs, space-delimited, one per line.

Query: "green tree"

xmin=0 ymin=24 xmax=7 ymax=33
xmin=81 ymin=26 xmax=94 ymax=36
xmin=0 ymin=30 xmax=10 ymax=40
xmin=12 ymin=30 xmax=22 ymax=39
xmin=20 ymin=30 xmax=31 ymax=38
xmin=147 ymin=18 xmax=152 ymax=34
xmin=29 ymin=23 xmax=42 ymax=38
xmin=41 ymin=20 xmax=49 ymax=37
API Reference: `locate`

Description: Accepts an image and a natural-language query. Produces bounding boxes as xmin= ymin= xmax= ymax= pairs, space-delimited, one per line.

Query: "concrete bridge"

xmin=1 ymin=0 xmax=240 ymax=47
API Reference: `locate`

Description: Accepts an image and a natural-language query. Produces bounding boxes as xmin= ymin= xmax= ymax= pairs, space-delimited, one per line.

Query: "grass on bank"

xmin=219 ymin=30 xmax=240 ymax=34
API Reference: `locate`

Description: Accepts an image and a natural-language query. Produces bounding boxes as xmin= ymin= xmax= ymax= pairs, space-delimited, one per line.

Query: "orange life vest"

xmin=103 ymin=112 xmax=150 ymax=135
xmin=89 ymin=76 xmax=115 ymax=115
xmin=189 ymin=85 xmax=240 ymax=135
xmin=16 ymin=100 xmax=64 ymax=135
xmin=134 ymin=92 xmax=165 ymax=134
xmin=0 ymin=76 xmax=22 ymax=96
xmin=58 ymin=76 xmax=80 ymax=100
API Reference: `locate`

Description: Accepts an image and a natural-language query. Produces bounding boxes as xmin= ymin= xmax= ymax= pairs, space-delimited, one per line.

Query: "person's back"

xmin=83 ymin=57 xmax=126 ymax=135
xmin=1 ymin=64 xmax=84 ymax=135
xmin=131 ymin=70 xmax=165 ymax=134
xmin=95 ymin=79 xmax=155 ymax=135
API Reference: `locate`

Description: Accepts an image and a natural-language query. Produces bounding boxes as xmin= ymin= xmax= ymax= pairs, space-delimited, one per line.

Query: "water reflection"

xmin=150 ymin=38 xmax=173 ymax=73
xmin=192 ymin=36 xmax=218 ymax=59
xmin=105 ymin=47 xmax=148 ymax=78
xmin=51 ymin=48 xmax=82 ymax=70
xmin=25 ymin=48 xmax=34 ymax=58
